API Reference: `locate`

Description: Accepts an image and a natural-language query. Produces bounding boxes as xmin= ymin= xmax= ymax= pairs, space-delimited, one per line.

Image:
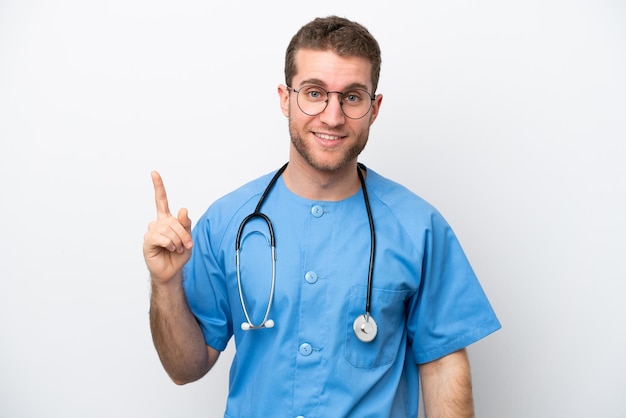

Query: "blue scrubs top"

xmin=183 ymin=167 xmax=501 ymax=418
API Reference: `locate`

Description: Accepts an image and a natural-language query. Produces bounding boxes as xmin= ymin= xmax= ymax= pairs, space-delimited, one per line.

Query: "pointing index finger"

xmin=151 ymin=171 xmax=171 ymax=218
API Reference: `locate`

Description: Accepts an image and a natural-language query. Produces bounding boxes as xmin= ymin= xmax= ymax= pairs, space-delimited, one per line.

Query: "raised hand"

xmin=143 ymin=171 xmax=194 ymax=285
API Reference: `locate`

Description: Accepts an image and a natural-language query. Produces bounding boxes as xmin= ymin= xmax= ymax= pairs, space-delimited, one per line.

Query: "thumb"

xmin=177 ymin=208 xmax=194 ymax=250
xmin=178 ymin=207 xmax=192 ymax=231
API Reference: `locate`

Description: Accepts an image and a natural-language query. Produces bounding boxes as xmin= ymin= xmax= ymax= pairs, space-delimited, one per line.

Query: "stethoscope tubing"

xmin=357 ymin=163 xmax=375 ymax=320
xmin=235 ymin=164 xmax=287 ymax=330
xmin=236 ymin=212 xmax=276 ymax=330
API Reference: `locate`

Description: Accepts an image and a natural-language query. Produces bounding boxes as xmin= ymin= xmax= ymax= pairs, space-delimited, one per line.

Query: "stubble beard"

xmin=288 ymin=115 xmax=370 ymax=173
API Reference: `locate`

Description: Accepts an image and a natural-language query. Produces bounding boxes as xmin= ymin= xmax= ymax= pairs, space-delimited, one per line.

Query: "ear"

xmin=278 ymin=84 xmax=290 ymax=117
xmin=368 ymin=93 xmax=383 ymax=126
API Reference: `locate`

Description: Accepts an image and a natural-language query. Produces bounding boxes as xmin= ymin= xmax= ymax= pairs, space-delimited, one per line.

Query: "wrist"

xmin=150 ymin=271 xmax=184 ymax=293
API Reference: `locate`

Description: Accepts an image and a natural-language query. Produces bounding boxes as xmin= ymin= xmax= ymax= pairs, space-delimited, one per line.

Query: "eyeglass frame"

xmin=286 ymin=85 xmax=376 ymax=120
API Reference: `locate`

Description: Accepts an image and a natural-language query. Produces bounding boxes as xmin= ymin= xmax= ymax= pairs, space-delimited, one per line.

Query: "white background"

xmin=1 ymin=1 xmax=625 ymax=417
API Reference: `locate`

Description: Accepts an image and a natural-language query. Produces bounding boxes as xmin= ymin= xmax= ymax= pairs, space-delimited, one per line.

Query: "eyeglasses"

xmin=287 ymin=85 xmax=375 ymax=120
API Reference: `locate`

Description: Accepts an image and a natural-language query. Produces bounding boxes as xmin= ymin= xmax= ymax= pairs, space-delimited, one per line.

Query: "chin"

xmin=306 ymin=154 xmax=357 ymax=173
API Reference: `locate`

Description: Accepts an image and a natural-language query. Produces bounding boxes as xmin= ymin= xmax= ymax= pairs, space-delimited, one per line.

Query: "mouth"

xmin=313 ymin=131 xmax=346 ymax=143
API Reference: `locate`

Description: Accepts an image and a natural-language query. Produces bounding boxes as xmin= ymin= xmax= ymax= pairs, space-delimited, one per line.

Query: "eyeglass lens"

xmin=294 ymin=85 xmax=373 ymax=119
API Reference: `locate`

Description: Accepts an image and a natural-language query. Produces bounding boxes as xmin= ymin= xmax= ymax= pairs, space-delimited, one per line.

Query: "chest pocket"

xmin=344 ymin=285 xmax=409 ymax=368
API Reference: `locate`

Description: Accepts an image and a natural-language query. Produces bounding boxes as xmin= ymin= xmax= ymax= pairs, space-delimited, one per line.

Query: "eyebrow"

xmin=298 ymin=78 xmax=370 ymax=91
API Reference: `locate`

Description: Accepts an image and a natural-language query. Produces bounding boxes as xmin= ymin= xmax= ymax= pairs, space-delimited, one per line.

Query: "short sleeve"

xmin=182 ymin=213 xmax=233 ymax=352
xmin=406 ymin=211 xmax=501 ymax=364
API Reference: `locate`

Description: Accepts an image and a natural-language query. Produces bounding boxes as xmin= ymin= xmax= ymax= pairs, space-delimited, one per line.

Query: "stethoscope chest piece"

xmin=353 ymin=314 xmax=378 ymax=343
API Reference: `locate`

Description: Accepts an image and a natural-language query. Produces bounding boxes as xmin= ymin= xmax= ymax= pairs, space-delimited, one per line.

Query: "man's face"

xmin=278 ymin=49 xmax=382 ymax=174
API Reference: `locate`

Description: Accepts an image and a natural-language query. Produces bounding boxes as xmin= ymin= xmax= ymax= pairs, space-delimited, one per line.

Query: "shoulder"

xmin=214 ymin=170 xmax=276 ymax=210
xmin=363 ymin=167 xmax=456 ymax=245
xmin=196 ymin=169 xmax=278 ymax=230
xmin=364 ymin=167 xmax=441 ymax=219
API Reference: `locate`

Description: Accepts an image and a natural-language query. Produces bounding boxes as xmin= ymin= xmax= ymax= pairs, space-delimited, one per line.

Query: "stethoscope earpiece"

xmin=241 ymin=319 xmax=274 ymax=331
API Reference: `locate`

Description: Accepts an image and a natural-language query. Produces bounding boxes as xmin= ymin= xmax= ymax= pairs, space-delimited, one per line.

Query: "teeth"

xmin=317 ymin=133 xmax=341 ymax=140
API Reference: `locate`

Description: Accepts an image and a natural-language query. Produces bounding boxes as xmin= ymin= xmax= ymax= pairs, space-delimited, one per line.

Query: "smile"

xmin=314 ymin=132 xmax=345 ymax=141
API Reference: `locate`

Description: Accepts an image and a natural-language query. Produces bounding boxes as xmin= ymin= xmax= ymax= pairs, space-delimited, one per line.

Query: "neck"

xmin=282 ymin=160 xmax=363 ymax=201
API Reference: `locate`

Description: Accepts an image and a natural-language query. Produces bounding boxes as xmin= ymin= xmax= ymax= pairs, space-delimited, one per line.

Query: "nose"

xmin=319 ymin=92 xmax=346 ymax=126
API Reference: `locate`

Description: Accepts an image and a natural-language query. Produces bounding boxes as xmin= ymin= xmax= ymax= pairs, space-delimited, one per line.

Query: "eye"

xmin=302 ymin=86 xmax=326 ymax=101
xmin=343 ymin=90 xmax=364 ymax=104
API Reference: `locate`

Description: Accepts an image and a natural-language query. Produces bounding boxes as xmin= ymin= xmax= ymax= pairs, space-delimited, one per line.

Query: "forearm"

xmin=149 ymin=274 xmax=211 ymax=384
xmin=419 ymin=349 xmax=474 ymax=418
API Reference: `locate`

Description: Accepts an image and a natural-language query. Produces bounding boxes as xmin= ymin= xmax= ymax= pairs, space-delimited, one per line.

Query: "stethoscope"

xmin=235 ymin=163 xmax=378 ymax=343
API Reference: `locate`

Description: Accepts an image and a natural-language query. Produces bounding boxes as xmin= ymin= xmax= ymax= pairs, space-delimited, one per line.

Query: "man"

xmin=143 ymin=15 xmax=500 ymax=417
